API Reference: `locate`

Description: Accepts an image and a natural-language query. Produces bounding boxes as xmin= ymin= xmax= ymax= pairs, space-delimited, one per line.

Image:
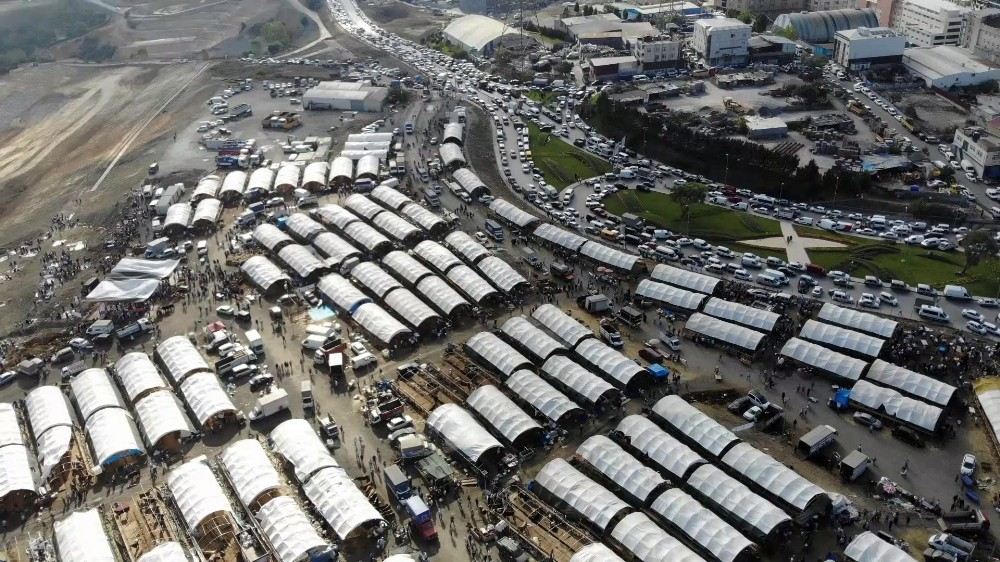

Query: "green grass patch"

xmin=527 ymin=123 xmax=611 ymax=189
xmin=603 ymin=191 xmax=782 ymax=243
xmin=526 ymin=90 xmax=556 ymax=105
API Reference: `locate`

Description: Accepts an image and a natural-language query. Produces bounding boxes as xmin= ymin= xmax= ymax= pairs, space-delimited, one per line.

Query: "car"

xmin=961 ymin=453 xmax=977 ymax=476
xmin=68 ymin=337 xmax=94 ymax=352
xmin=478 ymin=194 xmax=495 ymax=205
xmin=978 ymin=297 xmax=999 ymax=308
xmin=248 ymin=373 xmax=274 ymax=392
xmin=0 ymin=371 xmax=16 ymax=386
xmin=879 ymin=292 xmax=898 ymax=306
xmin=216 ymin=305 xmax=236 ymax=317
xmin=743 ymin=406 xmax=763 ymax=421
xmin=386 ymin=415 xmax=414 ymax=433
xmin=853 ymin=411 xmax=883 ymax=430
xmin=733 ymin=269 xmax=752 ymax=281
xmin=831 ymin=290 xmax=852 ymax=304
xmin=747 ymin=390 xmax=770 ymax=409
xmin=811 ymin=286 xmax=824 ymax=297
xmin=967 ymin=320 xmax=988 ymax=335
xmin=349 ymin=341 xmax=369 ymax=356
xmin=962 ymin=309 xmax=984 ymax=322
xmin=859 ymin=293 xmax=879 ymax=309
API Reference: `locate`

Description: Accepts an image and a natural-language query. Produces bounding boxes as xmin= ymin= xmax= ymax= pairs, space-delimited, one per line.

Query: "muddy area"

xmin=897 ymin=92 xmax=970 ymax=137
xmin=364 ymin=0 xmax=447 ymax=41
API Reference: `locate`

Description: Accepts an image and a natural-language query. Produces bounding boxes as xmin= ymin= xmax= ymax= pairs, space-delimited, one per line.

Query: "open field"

xmin=362 ymin=0 xmax=447 ymax=41
xmin=527 ymin=122 xmax=611 ymax=188
xmin=605 ymin=190 xmax=782 ymax=241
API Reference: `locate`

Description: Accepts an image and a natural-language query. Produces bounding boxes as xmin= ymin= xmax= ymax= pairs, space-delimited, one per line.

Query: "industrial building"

xmin=833 ymin=27 xmax=906 ymax=70
xmin=302 ymin=81 xmax=388 ymax=112
xmin=442 ymin=14 xmax=521 ymax=56
xmin=891 ymin=0 xmax=971 ymax=46
xmin=613 ymin=1 xmax=705 ymax=21
xmin=773 ymin=9 xmax=879 ymax=44
xmin=748 ymin=35 xmax=798 ymax=64
xmin=556 ymin=13 xmax=621 ymax=37
xmin=631 ymin=35 xmax=682 ymax=70
xmin=588 ymin=55 xmax=641 ymax=80
xmin=744 ymin=116 xmax=789 ymax=140
xmin=903 ymin=45 xmax=1000 ymax=87
xmin=952 ymin=126 xmax=1000 ymax=178
xmin=692 ymin=18 xmax=752 ymax=67
xmin=963 ymin=9 xmax=1000 ymax=64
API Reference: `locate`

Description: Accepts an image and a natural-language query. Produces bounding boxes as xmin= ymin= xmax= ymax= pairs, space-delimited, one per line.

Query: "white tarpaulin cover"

xmin=71 ymin=368 xmax=124 ymax=423
xmin=220 ymin=170 xmax=246 ymax=199
xmin=532 ymin=304 xmax=593 ymax=348
xmin=466 ymin=385 xmax=542 ymax=445
xmin=373 ymin=211 xmax=421 ymax=243
xmin=845 ymin=531 xmax=918 ymax=562
xmin=850 ymin=380 xmax=943 ymax=432
xmin=817 ymin=303 xmax=898 ymax=338
xmin=702 ymin=298 xmax=779 ymax=332
xmin=352 ymin=302 xmax=412 ymax=345
xmin=505 ymin=370 xmax=581 ymax=423
xmin=166 ymin=458 xmax=233 ymax=531
xmin=241 ymin=256 xmax=291 ymax=293
xmin=345 ymin=194 xmax=385 ymax=220
xmin=652 ymin=395 xmax=740 ymax=458
xmin=445 ymin=231 xmax=490 ymax=264
xmin=779 ymin=338 xmax=868 ymax=381
xmin=0 ymin=445 xmax=38 ymax=500
xmin=343 ymin=222 xmax=392 ymax=253
xmin=650 ymin=488 xmax=754 ymax=562
xmin=611 ymin=512 xmax=706 ymax=562
xmin=636 ymin=279 xmax=707 ymax=311
xmin=371 ymin=185 xmax=411 ymax=210
xmin=318 ymin=273 xmax=371 ymax=314
xmin=303 ymin=466 xmax=385 ymax=540
xmin=439 ymin=143 xmax=466 ymax=167
xmin=573 ymin=338 xmax=646 ymax=388
xmin=257 ymin=496 xmax=330 ymax=562
xmin=577 ymin=435 xmax=665 ymax=503
xmin=427 ymin=404 xmax=504 ymax=462
xmin=490 ymin=198 xmax=540 ymax=229
xmin=617 ymin=415 xmax=705 ymax=480
xmin=500 ymin=316 xmax=566 ymax=361
xmin=278 ymin=244 xmax=326 ymax=279
xmin=542 ymin=356 xmax=618 ymax=404
xmin=352 ymin=262 xmax=402 ymax=298
xmin=286 ymin=213 xmax=326 ymax=242
xmin=452 ymin=167 xmax=487 ymax=197
xmin=686 ymin=464 xmax=791 ymax=538
xmin=248 ymin=167 xmax=274 ymax=193
xmin=107 ymin=257 xmax=180 ymax=280
xmin=650 ymin=264 xmax=720 ymax=294
xmin=416 ymin=276 xmax=469 ymax=316
xmin=866 ymin=360 xmax=955 ymax=407
xmin=0 ymin=404 xmax=23 ymax=448
xmin=178 ymin=372 xmax=238 ymax=428
xmin=533 ymin=223 xmax=587 ymax=251
xmin=137 ymin=541 xmax=189 ymax=562
xmin=722 ymin=442 xmax=827 ymax=512
xmin=85 ymin=407 xmax=144 ymax=466
xmin=275 ymin=164 xmax=301 ymax=191
xmin=86 ymin=258 xmax=180 ymax=302
xmin=571 ymin=544 xmax=625 ymax=562
xmin=447 ymin=265 xmax=500 ymax=303
xmin=115 ymin=352 xmax=168 ymax=402
xmin=25 ymin=386 xmax=73 ymax=478
xmin=314 ymin=204 xmax=361 ymax=231
xmin=477 ymin=256 xmax=528 ymax=293
xmin=220 ymin=439 xmax=282 ymax=507
xmin=312 ymin=232 xmax=361 ymax=265
xmin=134 ymin=390 xmax=192 ymax=447
xmin=414 ymin=240 xmax=462 ymax=273
xmin=443 ymin=122 xmax=464 ymax=143
xmin=466 ymin=332 xmax=532 ymax=377
xmin=799 ymin=320 xmax=884 ymax=358
xmin=303 ymin=161 xmax=329 ymax=188
xmin=271 ymin=419 xmax=339 ymax=483
xmin=192 ymin=198 xmax=221 ymax=228
xmin=383 ymin=289 xmax=441 ymax=330
xmin=685 ymin=313 xmax=766 ymax=352
xmin=163 ymin=203 xmax=192 ymax=231
xmin=383 ymin=251 xmax=433 ymax=285
xmin=401 ymin=204 xmax=445 ymax=232
xmin=579 ymin=241 xmax=640 ymax=271
xmin=535 ymin=458 xmax=630 ymax=531
xmin=55 ymin=509 xmax=115 ymax=562
xmin=979 ymin=387 xmax=1000 ymax=454
xmin=254 ymin=224 xmax=294 ymax=252
xmin=156 ymin=336 xmax=210 ymax=384
xmin=329 ymin=157 xmax=354 ymax=183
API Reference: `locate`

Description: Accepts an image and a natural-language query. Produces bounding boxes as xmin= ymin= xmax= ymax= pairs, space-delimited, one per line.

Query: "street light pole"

xmin=724 ymin=153 xmax=730 ymax=185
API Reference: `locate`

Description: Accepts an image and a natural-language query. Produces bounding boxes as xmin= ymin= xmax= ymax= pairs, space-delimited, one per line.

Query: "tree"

xmin=671 ymin=182 xmax=708 ymax=228
xmin=736 ymin=10 xmax=753 ymax=24
xmin=574 ymin=1 xmax=580 ymax=12
xmin=938 ymin=166 xmax=956 ymax=183
xmin=752 ymin=14 xmax=768 ymax=33
xmin=775 ymin=26 xmax=798 ymax=40
xmin=961 ymin=230 xmax=998 ymax=273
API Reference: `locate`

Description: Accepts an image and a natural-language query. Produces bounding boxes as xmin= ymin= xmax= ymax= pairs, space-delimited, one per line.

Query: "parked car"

xmin=960 ymin=453 xmax=977 ymax=476
xmin=853 ymin=411 xmax=883 ymax=430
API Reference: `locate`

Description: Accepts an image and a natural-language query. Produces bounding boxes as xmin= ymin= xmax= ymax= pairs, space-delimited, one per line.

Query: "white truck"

xmin=115 ymin=318 xmax=154 ymax=341
xmin=248 ymin=388 xmax=289 ymax=421
xmin=244 ymin=329 xmax=264 ymax=355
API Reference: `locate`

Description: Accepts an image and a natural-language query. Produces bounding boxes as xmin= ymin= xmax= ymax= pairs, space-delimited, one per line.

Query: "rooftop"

xmin=745 ymin=116 xmax=788 ymax=130
xmin=836 ymin=26 xmax=902 ymax=40
xmin=589 ymin=55 xmax=640 ymax=66
xmin=444 ymin=14 xmax=520 ymax=51
xmin=902 ymin=0 xmax=971 ymax=14
xmin=904 ymin=45 xmax=995 ymax=78
xmin=693 ymin=17 xmax=751 ymax=30
xmin=560 ymin=13 xmax=620 ymax=26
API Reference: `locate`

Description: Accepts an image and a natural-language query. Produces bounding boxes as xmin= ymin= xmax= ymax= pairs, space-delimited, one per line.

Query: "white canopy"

xmin=817 ymin=303 xmax=898 ymax=338
xmin=416 ymin=276 xmax=470 ymax=316
xmin=303 ymin=161 xmax=329 ymax=189
xmin=572 ymin=544 xmax=626 ymax=562
xmin=850 ymin=380 xmax=943 ymax=432
xmin=85 ymin=278 xmax=162 ymax=302
xmin=313 ymin=204 xmax=361 ymax=231
xmin=478 ymin=256 xmax=528 ymax=293
xmin=414 ymin=240 xmax=463 ymax=273
xmin=452 ymin=167 xmax=487 ymax=197
xmin=779 ymin=338 xmax=868 ymax=381
xmin=137 ymin=541 xmax=190 ymax=562
xmin=447 ymin=265 xmax=500 ymax=303
xmin=685 ymin=313 xmax=766 ymax=352
xmin=257 ymin=496 xmax=331 ymax=562
xmin=500 ymin=316 xmax=566 ymax=362
xmin=445 ymin=231 xmax=490 ymax=264
xmin=356 ymin=154 xmax=380 ymax=179
xmin=799 ymin=320 xmax=884 ymax=358
xmin=686 ymin=464 xmax=791 ymax=538
xmin=490 ymin=198 xmax=540 ymax=228
xmin=345 ymin=194 xmax=385 ymax=221
xmin=616 ymin=415 xmax=705 ymax=480
xmin=574 ymin=339 xmax=647 ymax=388
xmin=343 ymin=222 xmax=392 ymax=253
xmin=303 ymin=466 xmax=385 ymax=540
xmin=241 ymin=256 xmax=291 ymax=293
xmin=0 ymin=404 xmax=23 ymax=448
xmin=371 ymin=185 xmax=411 ymax=210
xmin=443 ymin=122 xmax=464 ymax=143
xmin=866 ymin=360 xmax=955 ymax=407
xmin=611 ymin=512 xmax=706 ymax=562
xmin=580 ymin=241 xmax=640 ymax=271
xmin=466 ymin=332 xmax=532 ymax=377
xmin=721 ymin=442 xmax=827 ymax=512
xmin=286 ymin=213 xmax=327 ymax=242
xmin=383 ymin=251 xmax=433 ymax=285
xmin=312 ymin=232 xmax=361 ymax=265
xmin=373 ymin=211 xmax=421 ymax=243
xmin=275 ymin=164 xmax=301 ymax=191
xmin=219 ymin=439 xmax=283 ymax=507
xmin=652 ymin=395 xmax=740 ymax=457
xmin=352 ymin=262 xmax=402 ymax=298
xmin=166 ymin=458 xmax=233 ymax=531
xmin=220 ymin=170 xmax=247 ymax=199
xmin=178 ymin=371 xmax=238 ymax=428
xmin=55 ymin=509 xmax=115 ymax=562
xmin=466 ymin=385 xmax=542 ymax=446
xmin=71 ymin=368 xmax=124 ymax=423
xmin=192 ymin=198 xmax=221 ymax=228
xmin=533 ymin=223 xmax=587 ymax=251
xmin=535 ymin=458 xmax=630 ymax=532
xmin=164 ymin=203 xmax=192 ymax=231
xmin=271 ymin=419 xmax=339 ymax=483
xmin=439 ymin=143 xmax=466 ymax=167
xmin=156 ymin=336 xmax=210 ymax=384
xmin=636 ymin=279 xmax=707 ymax=311
xmin=532 ymin=304 xmax=593 ymax=348
xmin=329 ymin=156 xmax=354 ymax=183
xmin=115 ymin=352 xmax=168 ymax=402
xmin=845 ymin=531 xmax=918 ymax=562
xmin=85 ymin=407 xmax=144 ymax=466
xmin=505 ymin=370 xmax=582 ymax=423
xmin=254 ymin=224 xmax=294 ymax=252
xmin=35 ymin=426 xmax=73 ymax=480
xmin=352 ymin=302 xmax=412 ymax=346
xmin=278 ymin=244 xmax=326 ymax=279
xmin=427 ymin=404 xmax=504 ymax=462
xmin=0 ymin=445 xmax=38 ymax=501
xmin=651 ymin=488 xmax=754 ymax=562
xmin=318 ymin=273 xmax=371 ymax=314
xmin=542 ymin=356 xmax=618 ymax=405
xmin=650 ymin=264 xmax=720 ymax=294
xmin=248 ymin=167 xmax=274 ymax=193
xmin=134 ymin=390 xmax=193 ymax=448
xmin=383 ymin=289 xmax=441 ymax=330
xmin=401 ymin=204 xmax=445 ymax=232
xmin=577 ymin=435 xmax=665 ymax=503
xmin=979 ymin=387 xmax=1000 ymax=453
xmin=702 ymin=298 xmax=778 ymax=332
xmin=25 ymin=386 xmax=73 ymax=478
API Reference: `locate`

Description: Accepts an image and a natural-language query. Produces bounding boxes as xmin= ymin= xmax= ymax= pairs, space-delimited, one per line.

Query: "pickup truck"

xmin=938 ymin=509 xmax=990 ymax=536
xmin=116 ymin=318 xmax=154 ymax=341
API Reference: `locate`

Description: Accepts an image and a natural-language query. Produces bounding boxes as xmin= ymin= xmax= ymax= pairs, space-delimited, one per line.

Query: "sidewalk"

xmin=780 ymin=221 xmax=811 ymax=265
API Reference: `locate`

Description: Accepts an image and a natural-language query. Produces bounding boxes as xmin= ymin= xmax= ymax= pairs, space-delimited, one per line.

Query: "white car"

xmin=811 ymin=286 xmax=824 ymax=297
xmin=0 ymin=371 xmax=16 ymax=386
xmin=743 ymin=406 xmax=763 ymax=421
xmin=859 ymin=293 xmax=879 ymax=309
xmin=966 ymin=320 xmax=988 ymax=335
xmin=978 ymin=297 xmax=999 ymax=308
xmin=349 ymin=341 xmax=369 ymax=356
xmin=961 ymin=453 xmax=977 ymax=476
xmin=831 ymin=290 xmax=853 ymax=304
xmin=474 ymin=231 xmax=490 ymax=245
xmin=962 ymin=309 xmax=984 ymax=322
xmin=879 ymin=292 xmax=898 ymax=306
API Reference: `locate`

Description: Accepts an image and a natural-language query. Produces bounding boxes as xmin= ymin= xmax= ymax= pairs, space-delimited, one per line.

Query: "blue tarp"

xmin=861 ymin=155 xmax=911 ymax=173
xmin=648 ymin=364 xmax=669 ymax=379
xmin=832 ymin=388 xmax=851 ymax=409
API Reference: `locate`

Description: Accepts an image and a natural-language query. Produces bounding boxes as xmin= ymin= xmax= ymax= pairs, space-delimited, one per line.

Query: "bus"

xmin=484 ymin=219 xmax=504 ymax=242
xmin=416 ymin=164 xmax=429 ymax=182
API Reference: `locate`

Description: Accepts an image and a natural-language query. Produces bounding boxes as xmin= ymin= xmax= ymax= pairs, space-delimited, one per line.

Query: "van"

xmin=351 ymin=352 xmax=377 ymax=371
xmin=763 ymin=268 xmax=788 ymax=286
xmin=301 ymin=381 xmax=314 ymax=410
xmin=301 ymin=334 xmax=330 ymax=350
xmin=918 ymin=304 xmax=950 ymax=323
xmin=86 ymin=319 xmax=115 ymax=337
xmin=943 ymin=284 xmax=972 ymax=301
xmin=196 ymin=240 xmax=208 ymax=256
xmin=741 ymin=254 xmax=762 ymax=269
xmin=756 ymin=272 xmax=784 ymax=288
xmin=296 ymin=194 xmax=318 ymax=208
xmin=51 ymin=347 xmax=75 ymax=364
xmin=655 ymin=246 xmax=678 ymax=261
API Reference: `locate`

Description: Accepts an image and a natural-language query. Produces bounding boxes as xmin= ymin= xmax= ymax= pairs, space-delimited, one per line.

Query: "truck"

xmin=86 ymin=319 xmax=115 ymax=337
xmin=578 ymin=294 xmax=610 ymax=314
xmin=230 ymin=103 xmax=252 ymax=118
xmin=145 ymin=237 xmax=173 ymax=258
xmin=599 ymin=319 xmax=623 ymax=348
xmin=248 ymin=388 xmax=290 ymax=421
xmin=244 ymin=329 xmax=264 ymax=355
xmin=116 ymin=318 xmax=154 ymax=341
xmin=839 ymin=450 xmax=869 ymax=482
xmin=217 ymin=350 xmax=255 ymax=378
xmin=301 ymin=381 xmax=314 ymax=410
xmin=404 ymin=495 xmax=437 ymax=541
xmin=797 ymin=424 xmax=838 ymax=458
xmin=15 ymin=357 xmax=44 ymax=377
xmin=928 ymin=533 xmax=975 ymax=560
xmin=384 ymin=465 xmax=412 ymax=502
xmin=521 ymin=247 xmax=543 ymax=270
xmin=395 ymin=434 xmax=434 ymax=460
xmin=937 ymin=509 xmax=990 ymax=536
xmin=318 ymin=414 xmax=340 ymax=447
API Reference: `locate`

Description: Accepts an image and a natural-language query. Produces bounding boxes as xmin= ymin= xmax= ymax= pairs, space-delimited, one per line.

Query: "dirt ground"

xmin=362 ymin=0 xmax=448 ymax=41
xmin=897 ymin=92 xmax=971 ymax=137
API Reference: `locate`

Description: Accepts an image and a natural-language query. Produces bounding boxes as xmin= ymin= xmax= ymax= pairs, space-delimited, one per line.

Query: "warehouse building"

xmin=303 ymin=81 xmax=388 ymax=112
xmin=833 ymin=27 xmax=906 ymax=70
xmin=693 ymin=18 xmax=751 ymax=67
xmin=588 ymin=55 xmax=641 ymax=81
xmin=904 ymin=45 xmax=1000 ymax=88
xmin=442 ymin=15 xmax=522 ymax=57
xmin=773 ymin=9 xmax=879 ymax=44
xmin=744 ymin=116 xmax=788 ymax=140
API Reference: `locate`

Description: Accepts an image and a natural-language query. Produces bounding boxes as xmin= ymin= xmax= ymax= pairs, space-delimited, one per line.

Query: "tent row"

xmin=701 ymin=297 xmax=779 ymax=332
xmin=317 ymin=273 xmax=414 ymax=348
xmin=865 ymin=359 xmax=955 ymax=407
xmin=426 ymin=404 xmax=506 ymax=466
xmin=530 ymin=223 xmax=643 ymax=273
xmin=489 ymin=198 xmax=542 ymax=230
xmin=155 ymin=337 xmax=240 ymax=431
xmin=849 ymin=380 xmax=944 ymax=432
xmin=650 ymin=264 xmax=720 ymax=295
xmin=466 ymin=385 xmax=544 ymax=450
xmin=69 ymin=368 xmax=146 ymax=470
xmin=0 ymin=404 xmax=39 ymax=511
xmin=817 ymin=303 xmax=899 ymax=338
xmin=636 ymin=280 xmax=707 ymax=312
xmin=779 ymin=338 xmax=869 ymax=382
xmin=683 ymin=313 xmax=765 ymax=353
xmin=505 ymin=370 xmax=585 ymax=427
xmin=799 ymin=320 xmax=885 ymax=358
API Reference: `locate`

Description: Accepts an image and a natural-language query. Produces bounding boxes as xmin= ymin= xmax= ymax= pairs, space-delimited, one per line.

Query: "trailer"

xmin=405 ymin=495 xmax=437 ymax=541
xmin=797 ymin=425 xmax=838 ymax=458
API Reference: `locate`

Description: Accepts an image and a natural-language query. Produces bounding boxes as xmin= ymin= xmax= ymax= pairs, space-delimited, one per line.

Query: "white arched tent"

xmin=576 ymin=435 xmax=665 ymax=504
xmin=166 ymin=458 xmax=234 ymax=532
xmin=651 ymin=395 xmax=740 ymax=458
xmin=616 ymin=415 xmax=705 ymax=481
xmin=156 ymin=336 xmax=211 ymax=384
xmin=532 ymin=304 xmax=594 ymax=348
xmin=534 ymin=458 xmax=630 ymax=533
xmin=133 ymin=390 xmax=192 ymax=449
xmin=465 ymin=385 xmax=542 ymax=447
xmin=650 ymin=488 xmax=755 ymax=562
xmin=505 ymin=370 xmax=583 ymax=425
xmin=541 ymin=356 xmax=618 ymax=406
xmin=25 ymin=386 xmax=74 ymax=479
xmin=383 ymin=251 xmax=433 ymax=285
xmin=241 ymin=256 xmax=291 ymax=294
xmin=611 ymin=512 xmax=705 ymax=562
xmin=500 ymin=316 xmax=566 ymax=362
xmin=426 ymin=404 xmax=504 ymax=463
xmin=178 ymin=372 xmax=239 ymax=429
xmin=256 ymin=496 xmax=332 ymax=562
xmin=55 ymin=509 xmax=116 ymax=562
xmin=253 ymin=223 xmax=294 ymax=253
xmin=465 ymin=332 xmax=532 ymax=377
xmin=219 ymin=439 xmax=283 ymax=508
xmin=686 ymin=463 xmax=791 ymax=540
xmin=271 ymin=419 xmax=339 ymax=483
